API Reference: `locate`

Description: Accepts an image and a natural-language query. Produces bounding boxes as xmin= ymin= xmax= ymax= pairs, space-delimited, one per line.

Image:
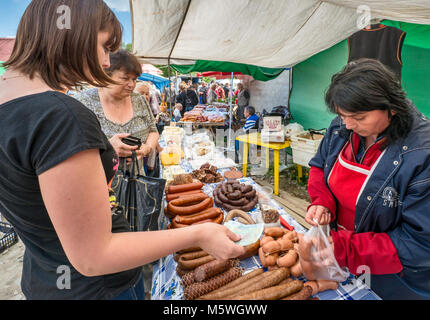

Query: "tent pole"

xmin=228 ymin=72 xmax=234 ymax=150
xmin=168 ymin=58 xmax=172 ymax=120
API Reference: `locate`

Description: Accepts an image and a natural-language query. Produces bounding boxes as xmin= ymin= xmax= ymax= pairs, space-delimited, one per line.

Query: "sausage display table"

xmin=151 ymin=161 xmax=381 ymax=300
xmin=236 ymin=132 xmax=303 ymax=196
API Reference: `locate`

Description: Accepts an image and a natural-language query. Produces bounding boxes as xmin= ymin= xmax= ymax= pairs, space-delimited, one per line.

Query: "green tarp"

xmin=290 ymin=21 xmax=430 ymax=130
xmin=0 ymin=61 xmax=5 ymax=76
xmin=171 ymin=60 xmax=285 ymax=82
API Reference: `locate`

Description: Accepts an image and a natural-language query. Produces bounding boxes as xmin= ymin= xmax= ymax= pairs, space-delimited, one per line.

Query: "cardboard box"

xmin=261 ymin=130 xmax=285 ymax=143
xmin=263 ymin=116 xmax=283 ymax=132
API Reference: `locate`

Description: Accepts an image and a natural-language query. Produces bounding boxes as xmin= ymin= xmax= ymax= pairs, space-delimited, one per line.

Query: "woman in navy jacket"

xmin=302 ymin=58 xmax=430 ymax=300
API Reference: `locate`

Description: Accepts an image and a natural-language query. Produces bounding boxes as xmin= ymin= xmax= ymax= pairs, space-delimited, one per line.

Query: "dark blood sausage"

xmin=244 ymin=189 xmax=256 ymax=199
xmin=218 ymin=191 xmax=230 ymax=203
xmin=231 ymin=184 xmax=242 ymax=191
xmin=241 ymin=196 xmax=258 ymax=212
xmin=240 ymin=185 xmax=253 ymax=194
xmin=214 ymin=193 xmax=223 ymax=207
xmin=226 ymin=190 xmax=242 ymax=200
xmin=226 ymin=184 xmax=233 ymax=193
xmin=226 ymin=197 xmax=249 ymax=207
xmin=221 ymin=183 xmax=228 ymax=194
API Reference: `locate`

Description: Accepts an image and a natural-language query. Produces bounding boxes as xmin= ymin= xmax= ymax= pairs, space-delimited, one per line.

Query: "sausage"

xmin=217 ymin=190 xmax=231 ymax=203
xmin=226 ymin=184 xmax=233 ymax=193
xmin=221 ymin=183 xmax=228 ymax=194
xmin=177 ymin=247 xmax=201 ymax=254
xmin=240 ymin=185 xmax=253 ymax=194
xmin=262 ymin=240 xmax=281 ymax=255
xmin=264 ymin=227 xmax=286 ymax=238
xmin=264 ymin=253 xmax=279 ymax=266
xmin=240 ymin=196 xmax=258 ymax=212
xmin=258 ymin=247 xmax=266 ymax=267
xmin=230 ymin=279 xmax=303 ymax=300
xmin=277 ymin=238 xmax=294 ymax=251
xmin=168 ymin=196 xmax=213 ymax=216
xmin=169 ymin=193 xmax=209 ymax=206
xmin=177 ymin=250 xmax=209 ymax=261
xmin=226 ymin=268 xmax=290 ymax=299
xmin=260 ymin=236 xmax=275 ymax=246
xmin=175 ymin=207 xmax=222 ymax=225
xmin=167 ymin=182 xmax=204 ymax=194
xmin=304 ymin=281 xmax=318 ymax=296
xmin=178 ymin=254 xmax=216 ymax=270
xmin=166 ymin=190 xmax=205 ymax=202
xmin=197 ymin=268 xmax=264 ymax=300
xmin=282 ymin=285 xmax=313 ymax=300
xmin=171 ymin=218 xmax=189 ymax=229
xmin=227 ymin=190 xmax=242 ymax=200
xmin=277 ymin=250 xmax=298 ymax=268
xmin=231 ymin=183 xmax=242 ymax=191
xmin=194 ymin=259 xmax=233 ymax=282
xmin=243 ymin=189 xmax=257 ymax=199
xmin=176 ymin=265 xmax=194 ymax=278
xmin=290 ymin=261 xmax=303 ymax=278
xmin=184 ymin=267 xmax=243 ymax=300
xmin=226 ymin=197 xmax=249 ymax=207
xmin=237 ymin=239 xmax=260 ymax=260
xmin=225 ymin=209 xmax=256 ymax=225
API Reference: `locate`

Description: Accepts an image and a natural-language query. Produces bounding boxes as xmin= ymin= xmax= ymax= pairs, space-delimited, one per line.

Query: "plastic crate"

xmin=290 ymin=131 xmax=324 ymax=167
xmin=0 ymin=222 xmax=18 ymax=253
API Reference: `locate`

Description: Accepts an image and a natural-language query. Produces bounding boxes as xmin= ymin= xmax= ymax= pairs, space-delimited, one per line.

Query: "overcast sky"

xmin=0 ymin=0 xmax=133 ymax=44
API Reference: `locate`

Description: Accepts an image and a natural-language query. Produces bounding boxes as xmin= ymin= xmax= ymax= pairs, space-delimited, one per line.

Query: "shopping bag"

xmin=299 ymin=224 xmax=349 ymax=282
xmin=111 ymin=152 xmax=166 ymax=232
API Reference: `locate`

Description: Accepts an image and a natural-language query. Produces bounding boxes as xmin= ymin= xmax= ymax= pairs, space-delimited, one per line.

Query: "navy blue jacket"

xmin=309 ymin=104 xmax=430 ymax=300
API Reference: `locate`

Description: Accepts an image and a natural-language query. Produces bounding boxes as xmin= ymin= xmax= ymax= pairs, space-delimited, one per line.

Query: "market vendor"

xmin=302 ymin=58 xmax=430 ymax=300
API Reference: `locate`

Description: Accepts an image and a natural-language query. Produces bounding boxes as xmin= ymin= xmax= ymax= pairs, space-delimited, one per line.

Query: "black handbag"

xmin=111 ymin=152 xmax=166 ymax=232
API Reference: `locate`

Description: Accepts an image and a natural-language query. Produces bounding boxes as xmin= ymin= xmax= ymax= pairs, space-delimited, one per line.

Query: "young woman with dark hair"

xmin=301 ymin=58 xmax=430 ymax=300
xmin=0 ymin=0 xmax=244 ymax=300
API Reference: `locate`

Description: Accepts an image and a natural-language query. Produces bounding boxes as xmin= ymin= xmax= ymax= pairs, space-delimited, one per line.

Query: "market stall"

xmin=151 ymin=126 xmax=381 ymax=301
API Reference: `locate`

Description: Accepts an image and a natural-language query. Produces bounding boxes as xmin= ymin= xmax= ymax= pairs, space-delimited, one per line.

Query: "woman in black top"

xmin=0 ymin=0 xmax=245 ymax=300
xmin=176 ymin=83 xmax=199 ymax=113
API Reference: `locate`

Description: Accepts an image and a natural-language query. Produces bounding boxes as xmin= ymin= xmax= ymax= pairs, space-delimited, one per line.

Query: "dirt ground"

xmin=0 ymin=239 xmax=25 ymax=300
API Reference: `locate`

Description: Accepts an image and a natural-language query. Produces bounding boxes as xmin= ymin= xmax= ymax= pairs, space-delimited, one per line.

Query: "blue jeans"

xmin=111 ymin=275 xmax=145 ymax=300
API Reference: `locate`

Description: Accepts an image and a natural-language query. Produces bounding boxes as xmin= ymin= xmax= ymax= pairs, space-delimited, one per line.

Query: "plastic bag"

xmin=300 ymin=224 xmax=349 ymax=282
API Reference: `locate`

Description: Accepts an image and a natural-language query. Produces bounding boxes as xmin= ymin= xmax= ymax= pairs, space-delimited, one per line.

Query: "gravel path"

xmin=0 ymin=239 xmax=25 ymax=300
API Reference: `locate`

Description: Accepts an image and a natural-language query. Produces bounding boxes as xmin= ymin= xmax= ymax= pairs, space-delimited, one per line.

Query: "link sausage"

xmin=167 ymin=182 xmax=204 ymax=194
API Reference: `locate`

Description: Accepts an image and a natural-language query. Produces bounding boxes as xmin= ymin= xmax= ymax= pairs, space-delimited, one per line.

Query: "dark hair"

xmin=4 ymin=0 xmax=122 ymax=91
xmin=246 ymin=106 xmax=256 ymax=115
xmin=325 ymin=58 xmax=412 ymax=146
xmin=105 ymin=50 xmax=142 ymax=78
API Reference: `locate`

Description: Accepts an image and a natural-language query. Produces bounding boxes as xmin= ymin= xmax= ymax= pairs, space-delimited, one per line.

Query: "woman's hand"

xmin=109 ymin=133 xmax=139 ymax=158
xmin=306 ymin=205 xmax=331 ymax=227
xmin=136 ymin=144 xmax=153 ymax=160
xmin=194 ymin=223 xmax=246 ymax=261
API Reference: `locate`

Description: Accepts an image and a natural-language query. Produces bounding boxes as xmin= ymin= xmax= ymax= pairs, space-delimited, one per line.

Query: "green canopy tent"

xmin=0 ymin=62 xmax=5 ymax=76
xmin=289 ymin=20 xmax=430 ymax=130
xmin=170 ymin=60 xmax=285 ymax=82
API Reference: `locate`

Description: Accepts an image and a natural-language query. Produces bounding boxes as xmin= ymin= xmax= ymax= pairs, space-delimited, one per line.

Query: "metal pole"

xmin=228 ymin=72 xmax=234 ymax=150
xmin=168 ymin=58 xmax=172 ymax=120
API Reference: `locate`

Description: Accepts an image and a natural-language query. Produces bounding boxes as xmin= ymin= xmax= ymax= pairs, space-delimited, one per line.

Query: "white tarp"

xmin=130 ymin=0 xmax=430 ymax=68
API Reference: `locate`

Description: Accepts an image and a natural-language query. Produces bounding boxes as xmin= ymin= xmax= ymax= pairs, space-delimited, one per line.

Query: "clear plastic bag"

xmin=300 ymin=224 xmax=349 ymax=282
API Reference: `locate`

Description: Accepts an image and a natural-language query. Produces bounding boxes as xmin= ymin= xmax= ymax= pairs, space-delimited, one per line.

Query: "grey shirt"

xmin=73 ymin=88 xmax=158 ymax=170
